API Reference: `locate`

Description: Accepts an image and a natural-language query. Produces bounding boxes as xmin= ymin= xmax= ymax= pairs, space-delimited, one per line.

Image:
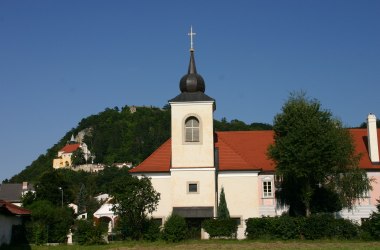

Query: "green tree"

xmin=217 ymin=187 xmax=230 ymax=219
xmin=35 ymin=170 xmax=72 ymax=207
xmin=77 ymin=183 xmax=87 ymax=214
xmin=110 ymin=174 xmax=160 ymax=240
xmin=268 ymin=92 xmax=371 ymax=216
xmin=21 ymin=190 xmax=36 ymax=207
xmin=25 ymin=200 xmax=73 ymax=244
xmin=71 ymin=148 xmax=86 ymax=166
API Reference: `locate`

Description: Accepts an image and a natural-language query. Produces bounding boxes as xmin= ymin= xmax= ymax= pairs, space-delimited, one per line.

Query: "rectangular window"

xmin=231 ymin=217 xmax=241 ymax=226
xmin=263 ymin=181 xmax=273 ymax=197
xmin=188 ymin=183 xmax=198 ymax=193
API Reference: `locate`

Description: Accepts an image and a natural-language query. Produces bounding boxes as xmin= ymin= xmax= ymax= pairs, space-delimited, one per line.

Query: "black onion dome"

xmin=179 ymin=50 xmax=205 ymax=93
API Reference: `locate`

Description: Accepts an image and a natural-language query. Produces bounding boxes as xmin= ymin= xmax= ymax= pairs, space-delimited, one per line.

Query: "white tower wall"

xmin=170 ymin=101 xmax=215 ymax=168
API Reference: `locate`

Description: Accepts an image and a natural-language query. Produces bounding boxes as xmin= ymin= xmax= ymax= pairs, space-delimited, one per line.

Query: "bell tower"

xmin=168 ymin=27 xmax=215 ymax=168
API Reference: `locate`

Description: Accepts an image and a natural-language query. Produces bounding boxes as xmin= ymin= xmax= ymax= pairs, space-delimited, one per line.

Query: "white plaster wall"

xmin=171 ymin=169 xmax=216 ymax=209
xmin=0 ymin=214 xmax=21 ymax=246
xmin=170 ymin=102 xmax=214 ymax=168
xmin=339 ymin=205 xmax=376 ymax=224
xmin=218 ymin=171 xmax=260 ymax=239
xmin=147 ymin=173 xmax=172 ymax=222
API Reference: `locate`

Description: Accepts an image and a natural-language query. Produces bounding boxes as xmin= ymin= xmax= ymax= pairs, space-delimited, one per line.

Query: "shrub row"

xmin=202 ymin=218 xmax=237 ymax=239
xmin=245 ymin=214 xmax=359 ymax=240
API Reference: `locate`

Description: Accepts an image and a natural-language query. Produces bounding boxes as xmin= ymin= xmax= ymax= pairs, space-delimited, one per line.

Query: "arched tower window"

xmin=185 ymin=117 xmax=200 ymax=142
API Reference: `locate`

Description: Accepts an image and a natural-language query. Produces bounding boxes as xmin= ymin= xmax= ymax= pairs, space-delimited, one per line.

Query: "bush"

xmin=246 ymin=216 xmax=303 ymax=240
xmin=272 ymin=216 xmax=304 ymax=240
xmin=202 ymin=218 xmax=237 ymax=239
xmin=302 ymin=213 xmax=336 ymax=239
xmin=143 ymin=219 xmax=162 ymax=241
xmin=246 ymin=214 xmax=358 ymax=240
xmin=333 ymin=218 xmax=359 ymax=239
xmin=162 ymin=214 xmax=188 ymax=242
xmin=25 ymin=200 xmax=74 ymax=244
xmin=362 ymin=217 xmax=380 ymax=239
xmin=302 ymin=214 xmax=359 ymax=240
xmin=25 ymin=222 xmax=47 ymax=245
xmin=73 ymin=220 xmax=107 ymax=245
xmin=245 ymin=217 xmax=275 ymax=239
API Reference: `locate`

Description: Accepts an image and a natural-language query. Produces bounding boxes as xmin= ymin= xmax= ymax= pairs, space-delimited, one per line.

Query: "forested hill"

xmin=8 ymin=105 xmax=272 ymax=183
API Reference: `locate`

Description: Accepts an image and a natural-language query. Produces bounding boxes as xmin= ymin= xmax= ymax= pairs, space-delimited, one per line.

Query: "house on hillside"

xmin=0 ymin=182 xmax=34 ymax=207
xmin=93 ymin=194 xmax=117 ymax=233
xmin=53 ymin=135 xmax=91 ymax=169
xmin=130 ymin=40 xmax=380 ymax=239
xmin=0 ymin=199 xmax=31 ymax=247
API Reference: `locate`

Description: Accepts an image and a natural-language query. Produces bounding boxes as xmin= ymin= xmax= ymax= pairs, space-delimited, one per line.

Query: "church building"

xmin=130 ymin=32 xmax=380 ymax=239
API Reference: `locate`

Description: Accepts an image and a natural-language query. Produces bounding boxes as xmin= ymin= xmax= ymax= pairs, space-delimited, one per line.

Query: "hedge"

xmin=245 ymin=214 xmax=359 ymax=240
xmin=202 ymin=218 xmax=237 ymax=239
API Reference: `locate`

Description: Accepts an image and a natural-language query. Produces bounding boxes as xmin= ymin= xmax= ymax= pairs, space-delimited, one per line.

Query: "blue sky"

xmin=0 ymin=0 xmax=379 ymax=181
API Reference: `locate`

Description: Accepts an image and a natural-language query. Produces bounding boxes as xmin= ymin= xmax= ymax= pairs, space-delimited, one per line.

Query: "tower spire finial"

xmin=188 ymin=26 xmax=196 ymax=51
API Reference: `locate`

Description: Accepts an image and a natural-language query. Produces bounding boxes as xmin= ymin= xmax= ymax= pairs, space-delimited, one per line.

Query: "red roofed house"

xmin=130 ymin=42 xmax=380 ymax=239
xmin=53 ymin=135 xmax=91 ymax=169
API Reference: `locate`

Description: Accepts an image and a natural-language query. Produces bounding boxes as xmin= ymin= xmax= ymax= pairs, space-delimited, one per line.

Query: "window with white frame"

xmin=263 ymin=180 xmax=273 ymax=198
xmin=185 ymin=117 xmax=200 ymax=142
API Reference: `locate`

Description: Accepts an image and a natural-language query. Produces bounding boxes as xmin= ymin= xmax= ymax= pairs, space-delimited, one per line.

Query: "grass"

xmin=5 ymin=240 xmax=380 ymax=250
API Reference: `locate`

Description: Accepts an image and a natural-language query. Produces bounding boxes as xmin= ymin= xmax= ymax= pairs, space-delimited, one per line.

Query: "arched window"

xmin=185 ymin=117 xmax=200 ymax=142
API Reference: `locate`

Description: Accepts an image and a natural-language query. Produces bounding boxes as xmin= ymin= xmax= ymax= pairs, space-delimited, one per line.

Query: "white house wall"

xmin=145 ymin=173 xmax=172 ymax=223
xmin=171 ymin=168 xmax=216 ymax=209
xmin=0 ymin=214 xmax=22 ymax=246
xmin=218 ymin=171 xmax=260 ymax=239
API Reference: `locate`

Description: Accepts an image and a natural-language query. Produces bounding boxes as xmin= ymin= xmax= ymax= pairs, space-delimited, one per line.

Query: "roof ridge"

xmin=216 ymin=130 xmax=272 ymax=134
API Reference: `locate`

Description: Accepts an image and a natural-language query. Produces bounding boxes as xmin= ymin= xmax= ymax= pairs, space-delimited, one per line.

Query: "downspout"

xmin=214 ymin=147 xmax=219 ymax=218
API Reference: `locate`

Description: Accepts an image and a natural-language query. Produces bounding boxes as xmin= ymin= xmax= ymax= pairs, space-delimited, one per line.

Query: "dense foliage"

xmin=73 ymin=220 xmax=107 ymax=245
xmin=202 ymin=218 xmax=237 ymax=239
xmin=361 ymin=200 xmax=380 ymax=239
xmin=25 ymin=200 xmax=74 ymax=244
xmin=8 ymin=105 xmax=271 ymax=183
xmin=161 ymin=214 xmax=188 ymax=242
xmin=214 ymin=118 xmax=272 ymax=131
xmin=110 ymin=174 xmax=160 ymax=240
xmin=268 ymin=92 xmax=371 ymax=216
xmin=245 ymin=214 xmax=359 ymax=240
xmin=217 ymin=187 xmax=230 ymax=219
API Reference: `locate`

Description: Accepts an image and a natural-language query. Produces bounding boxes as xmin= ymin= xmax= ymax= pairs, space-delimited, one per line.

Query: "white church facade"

xmin=130 ymin=41 xmax=380 ymax=239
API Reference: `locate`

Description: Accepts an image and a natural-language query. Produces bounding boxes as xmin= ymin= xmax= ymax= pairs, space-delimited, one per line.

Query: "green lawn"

xmin=6 ymin=240 xmax=380 ymax=250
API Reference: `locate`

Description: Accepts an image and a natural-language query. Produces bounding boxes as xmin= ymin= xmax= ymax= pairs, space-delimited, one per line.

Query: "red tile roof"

xmin=129 ymin=139 xmax=171 ymax=173
xmin=0 ymin=200 xmax=31 ymax=216
xmin=216 ymin=131 xmax=275 ymax=171
xmin=59 ymin=144 xmax=80 ymax=153
xmin=130 ymin=129 xmax=380 ymax=173
xmin=350 ymin=128 xmax=380 ymax=170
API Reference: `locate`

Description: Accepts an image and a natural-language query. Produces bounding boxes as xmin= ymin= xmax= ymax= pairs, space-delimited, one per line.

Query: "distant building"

xmin=93 ymin=195 xmax=117 ymax=233
xmin=0 ymin=182 xmax=34 ymax=207
xmin=112 ymin=162 xmax=132 ymax=169
xmin=53 ymin=134 xmax=91 ymax=169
